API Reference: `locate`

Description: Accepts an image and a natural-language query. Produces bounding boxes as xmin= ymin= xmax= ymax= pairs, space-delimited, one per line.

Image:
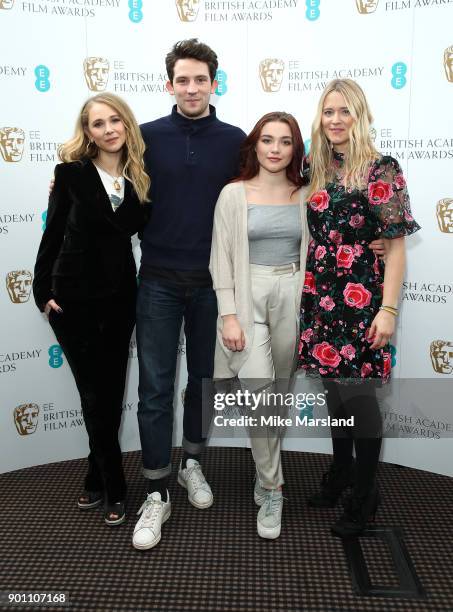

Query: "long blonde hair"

xmin=308 ymin=79 xmax=379 ymax=199
xmin=59 ymin=93 xmax=150 ymax=203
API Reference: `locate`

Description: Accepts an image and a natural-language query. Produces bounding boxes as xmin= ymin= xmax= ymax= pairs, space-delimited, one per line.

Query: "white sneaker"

xmin=257 ymin=490 xmax=283 ymax=540
xmin=132 ymin=491 xmax=171 ymax=550
xmin=177 ymin=459 xmax=213 ymax=509
xmin=254 ymin=476 xmax=269 ymax=507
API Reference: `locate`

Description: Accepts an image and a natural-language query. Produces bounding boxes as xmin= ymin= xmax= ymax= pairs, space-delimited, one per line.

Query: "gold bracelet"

xmin=381 ymin=304 xmax=399 ymax=313
xmin=379 ymin=306 xmax=398 ymax=316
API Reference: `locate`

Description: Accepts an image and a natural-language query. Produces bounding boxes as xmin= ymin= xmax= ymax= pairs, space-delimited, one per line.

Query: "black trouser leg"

xmin=339 ymin=382 xmax=383 ymax=496
xmin=324 ymin=381 xmax=354 ymax=466
xmin=49 ymin=294 xmax=135 ymax=503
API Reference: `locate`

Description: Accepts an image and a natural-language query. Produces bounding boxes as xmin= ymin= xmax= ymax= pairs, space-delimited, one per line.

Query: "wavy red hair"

xmin=233 ymin=112 xmax=308 ymax=189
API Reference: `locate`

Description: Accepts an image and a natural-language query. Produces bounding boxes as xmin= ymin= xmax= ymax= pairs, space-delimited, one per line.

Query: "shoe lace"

xmin=137 ymin=497 xmax=163 ymax=525
xmin=186 ymin=464 xmax=208 ymax=492
xmin=263 ymin=490 xmax=284 ymax=517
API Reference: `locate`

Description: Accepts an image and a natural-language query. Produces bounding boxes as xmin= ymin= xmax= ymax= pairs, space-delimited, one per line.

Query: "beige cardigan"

xmin=209 ymin=181 xmax=310 ymax=379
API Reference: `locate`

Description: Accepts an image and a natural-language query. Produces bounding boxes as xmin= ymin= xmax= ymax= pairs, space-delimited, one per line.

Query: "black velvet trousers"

xmin=49 ymin=292 xmax=135 ymax=504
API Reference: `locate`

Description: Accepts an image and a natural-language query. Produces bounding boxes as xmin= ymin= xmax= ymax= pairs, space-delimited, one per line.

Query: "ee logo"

xmin=128 ymin=0 xmax=143 ymax=22
xmin=41 ymin=211 xmax=47 ymax=231
xmin=35 ymin=65 xmax=50 ymax=92
xmin=306 ymin=0 xmax=320 ymax=21
xmin=215 ymin=70 xmax=228 ymax=96
xmin=391 ymin=62 xmax=407 ymax=89
xmin=304 ymin=139 xmax=312 ymax=155
xmin=48 ymin=345 xmax=64 ymax=368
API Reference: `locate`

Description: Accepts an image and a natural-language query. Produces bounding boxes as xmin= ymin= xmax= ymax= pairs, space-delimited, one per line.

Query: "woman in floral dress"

xmin=298 ymin=79 xmax=420 ymax=536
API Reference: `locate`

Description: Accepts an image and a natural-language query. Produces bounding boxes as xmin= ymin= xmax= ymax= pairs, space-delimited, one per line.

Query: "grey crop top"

xmin=248 ymin=204 xmax=302 ymax=266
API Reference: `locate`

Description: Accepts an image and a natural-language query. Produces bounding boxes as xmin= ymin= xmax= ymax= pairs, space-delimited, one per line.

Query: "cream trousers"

xmin=239 ymin=263 xmax=300 ymax=489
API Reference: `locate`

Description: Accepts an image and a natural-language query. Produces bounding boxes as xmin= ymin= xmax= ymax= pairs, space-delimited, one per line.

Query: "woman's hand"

xmin=44 ymin=299 xmax=63 ymax=317
xmin=369 ymin=238 xmax=385 ymax=258
xmin=222 ymin=315 xmax=245 ymax=352
xmin=368 ymin=310 xmax=395 ymax=350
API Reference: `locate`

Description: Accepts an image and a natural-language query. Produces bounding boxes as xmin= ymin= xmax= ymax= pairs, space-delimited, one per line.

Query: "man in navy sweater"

xmin=133 ymin=39 xmax=246 ymax=550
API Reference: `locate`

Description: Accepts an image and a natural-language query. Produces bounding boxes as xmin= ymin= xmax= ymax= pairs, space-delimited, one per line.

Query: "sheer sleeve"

xmin=367 ymin=156 xmax=421 ymax=239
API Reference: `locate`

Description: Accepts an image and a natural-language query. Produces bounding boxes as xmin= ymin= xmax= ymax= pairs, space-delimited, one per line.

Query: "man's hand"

xmin=222 ymin=314 xmax=245 ymax=352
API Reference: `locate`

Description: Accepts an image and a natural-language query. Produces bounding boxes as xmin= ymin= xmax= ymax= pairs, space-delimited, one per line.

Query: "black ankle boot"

xmin=331 ymin=485 xmax=380 ymax=538
xmin=308 ymin=462 xmax=355 ymax=508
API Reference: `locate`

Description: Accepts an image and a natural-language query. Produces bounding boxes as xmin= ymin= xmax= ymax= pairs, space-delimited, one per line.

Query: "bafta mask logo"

xmin=83 ymin=57 xmax=109 ymax=92
xmin=14 ymin=403 xmax=39 ymax=436
xmin=444 ymin=46 xmax=453 ymax=83
xmin=430 ymin=340 xmax=453 ymax=375
xmin=6 ymin=270 xmax=33 ymax=303
xmin=436 ymin=198 xmax=453 ymax=233
xmin=0 ymin=0 xmax=15 ymax=8
xmin=0 ymin=127 xmax=25 ymax=162
xmin=369 ymin=127 xmax=377 ymax=142
xmin=259 ymin=59 xmax=285 ymax=93
xmin=356 ymin=0 xmax=379 ymax=13
xmin=175 ymin=0 xmax=199 ymax=21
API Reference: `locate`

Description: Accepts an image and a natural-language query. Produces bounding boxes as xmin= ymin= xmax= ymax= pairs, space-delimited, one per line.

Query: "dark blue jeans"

xmin=136 ymin=278 xmax=217 ymax=480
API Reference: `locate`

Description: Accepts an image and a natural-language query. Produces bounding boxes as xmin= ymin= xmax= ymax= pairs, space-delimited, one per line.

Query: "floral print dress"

xmin=298 ymin=154 xmax=420 ymax=382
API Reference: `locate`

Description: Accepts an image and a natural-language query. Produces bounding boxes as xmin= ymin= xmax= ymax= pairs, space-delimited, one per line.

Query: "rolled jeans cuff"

xmin=143 ymin=463 xmax=171 ymax=480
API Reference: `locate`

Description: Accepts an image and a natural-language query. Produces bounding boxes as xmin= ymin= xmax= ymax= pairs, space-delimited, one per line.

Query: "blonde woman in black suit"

xmin=33 ymin=93 xmax=150 ymax=526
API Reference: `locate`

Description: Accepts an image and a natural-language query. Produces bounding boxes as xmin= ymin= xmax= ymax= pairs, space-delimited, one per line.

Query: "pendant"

xmin=113 ymin=179 xmax=121 ymax=191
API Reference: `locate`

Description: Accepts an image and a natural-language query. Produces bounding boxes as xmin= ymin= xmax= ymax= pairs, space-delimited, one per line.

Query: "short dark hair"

xmin=165 ymin=38 xmax=218 ymax=83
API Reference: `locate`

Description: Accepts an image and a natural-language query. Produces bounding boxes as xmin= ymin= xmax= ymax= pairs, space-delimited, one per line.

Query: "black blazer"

xmin=33 ymin=159 xmax=148 ymax=311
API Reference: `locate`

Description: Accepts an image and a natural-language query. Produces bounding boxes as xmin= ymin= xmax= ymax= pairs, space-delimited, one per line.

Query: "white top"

xmin=95 ymin=164 xmax=125 ymax=212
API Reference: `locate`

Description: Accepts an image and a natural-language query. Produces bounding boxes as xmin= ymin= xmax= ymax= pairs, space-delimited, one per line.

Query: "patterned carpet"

xmin=1 ymin=448 xmax=452 ymax=612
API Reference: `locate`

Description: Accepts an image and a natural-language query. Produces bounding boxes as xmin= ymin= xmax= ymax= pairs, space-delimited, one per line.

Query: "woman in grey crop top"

xmin=210 ymin=112 xmax=310 ymax=540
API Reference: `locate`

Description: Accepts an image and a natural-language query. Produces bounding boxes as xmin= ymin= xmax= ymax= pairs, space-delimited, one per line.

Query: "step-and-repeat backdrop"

xmin=1 ymin=0 xmax=452 ymax=476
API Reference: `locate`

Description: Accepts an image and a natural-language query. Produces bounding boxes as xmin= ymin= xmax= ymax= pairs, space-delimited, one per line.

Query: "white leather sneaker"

xmin=257 ymin=490 xmax=283 ymax=540
xmin=132 ymin=491 xmax=171 ymax=550
xmin=254 ymin=477 xmax=269 ymax=507
xmin=177 ymin=459 xmax=213 ymax=509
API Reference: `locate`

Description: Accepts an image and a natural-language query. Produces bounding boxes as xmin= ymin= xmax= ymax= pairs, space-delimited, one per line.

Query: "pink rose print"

xmin=336 ymin=245 xmax=355 ymax=269
xmin=343 ymin=282 xmax=372 ymax=309
xmin=340 ymin=344 xmax=356 ymax=361
xmin=315 ymin=245 xmax=327 ymax=260
xmin=373 ymin=257 xmax=380 ymax=276
xmin=309 ymin=190 xmax=330 ymax=212
xmin=312 ymin=342 xmax=341 ymax=368
xmin=301 ymin=328 xmax=314 ymax=342
xmin=329 ymin=230 xmax=342 ymax=245
xmin=349 ymin=213 xmax=365 ymax=229
xmin=319 ymin=296 xmax=335 ymax=311
xmin=393 ymin=173 xmax=406 ymax=189
xmin=383 ymin=352 xmax=391 ymax=378
xmin=368 ymin=180 xmax=394 ymax=206
xmin=303 ymin=271 xmax=317 ymax=294
xmin=360 ymin=362 xmax=373 ymax=378
xmin=404 ymin=209 xmax=414 ymax=222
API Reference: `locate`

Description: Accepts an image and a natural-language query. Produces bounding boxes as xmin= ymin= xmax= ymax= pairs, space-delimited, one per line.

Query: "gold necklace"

xmin=95 ymin=163 xmax=123 ymax=192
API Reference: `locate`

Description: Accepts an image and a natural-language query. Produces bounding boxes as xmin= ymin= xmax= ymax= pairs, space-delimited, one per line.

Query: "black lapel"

xmin=82 ymin=158 xmax=114 ymax=216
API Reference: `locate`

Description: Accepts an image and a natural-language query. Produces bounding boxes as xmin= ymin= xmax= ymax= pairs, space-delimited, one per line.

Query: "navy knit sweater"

xmin=140 ymin=105 xmax=245 ymax=272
